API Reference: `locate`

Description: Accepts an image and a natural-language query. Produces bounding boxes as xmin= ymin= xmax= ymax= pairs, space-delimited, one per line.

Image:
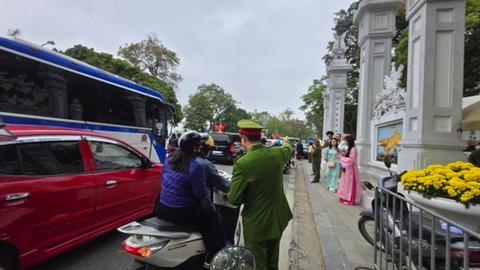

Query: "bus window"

xmin=0 ymin=50 xmax=64 ymax=118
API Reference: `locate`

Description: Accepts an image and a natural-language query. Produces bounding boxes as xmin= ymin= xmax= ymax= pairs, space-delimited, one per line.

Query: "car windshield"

xmin=210 ymin=134 xmax=229 ymax=142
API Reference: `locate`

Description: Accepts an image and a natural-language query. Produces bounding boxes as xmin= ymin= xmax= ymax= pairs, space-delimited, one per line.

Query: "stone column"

xmin=323 ymin=91 xmax=330 ymax=137
xmin=399 ymin=0 xmax=466 ymax=170
xmin=353 ymin=0 xmax=402 ymax=170
xmin=327 ymin=34 xmax=352 ymax=134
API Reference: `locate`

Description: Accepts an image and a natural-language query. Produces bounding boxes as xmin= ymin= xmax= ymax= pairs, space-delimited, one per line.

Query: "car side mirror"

xmin=142 ymin=157 xmax=154 ymax=168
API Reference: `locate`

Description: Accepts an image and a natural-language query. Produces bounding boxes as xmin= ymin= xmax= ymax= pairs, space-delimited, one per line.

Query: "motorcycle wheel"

xmin=358 ymin=215 xmax=376 ymax=246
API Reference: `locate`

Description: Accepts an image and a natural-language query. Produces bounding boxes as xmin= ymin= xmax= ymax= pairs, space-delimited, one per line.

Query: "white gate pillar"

xmin=353 ymin=0 xmax=402 ymax=171
xmin=398 ymin=0 xmax=466 ymax=170
xmin=323 ymin=91 xmax=330 ymax=137
xmin=327 ymin=33 xmax=352 ymax=135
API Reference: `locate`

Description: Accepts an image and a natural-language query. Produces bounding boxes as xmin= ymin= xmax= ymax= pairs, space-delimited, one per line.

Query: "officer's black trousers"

xmin=155 ymin=199 xmax=225 ymax=262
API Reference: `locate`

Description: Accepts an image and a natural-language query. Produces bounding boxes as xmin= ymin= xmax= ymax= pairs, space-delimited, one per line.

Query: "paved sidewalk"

xmin=301 ymin=161 xmax=374 ymax=270
xmin=279 ymin=169 xmax=295 ymax=270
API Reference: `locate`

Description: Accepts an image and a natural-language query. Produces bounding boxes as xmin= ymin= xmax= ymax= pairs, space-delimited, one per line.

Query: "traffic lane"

xmin=30 ymin=230 xmax=131 ymax=270
xmin=214 ymin=163 xmax=233 ymax=174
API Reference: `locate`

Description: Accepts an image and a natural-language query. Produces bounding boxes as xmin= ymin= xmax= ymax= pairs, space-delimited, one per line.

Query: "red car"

xmin=0 ymin=125 xmax=162 ymax=270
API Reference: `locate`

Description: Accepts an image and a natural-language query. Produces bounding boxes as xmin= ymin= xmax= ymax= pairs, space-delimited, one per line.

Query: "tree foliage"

xmin=221 ymin=107 xmax=251 ymax=133
xmin=183 ymin=84 xmax=242 ymax=132
xmin=62 ymin=44 xmax=182 ymax=122
xmin=250 ymin=110 xmax=271 ymax=128
xmin=263 ymin=109 xmax=313 ymax=139
xmin=183 ymin=92 xmax=213 ymax=131
xmin=118 ymin=33 xmax=182 ymax=89
xmin=300 ymin=77 xmax=327 ymax=133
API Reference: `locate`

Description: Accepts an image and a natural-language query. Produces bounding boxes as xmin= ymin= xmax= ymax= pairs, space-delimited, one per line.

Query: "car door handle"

xmin=105 ymin=180 xmax=117 ymax=186
xmin=5 ymin=192 xmax=30 ymax=201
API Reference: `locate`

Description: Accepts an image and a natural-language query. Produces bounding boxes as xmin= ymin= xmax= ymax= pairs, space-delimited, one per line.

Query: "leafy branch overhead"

xmin=119 ymin=33 xmax=182 ymax=89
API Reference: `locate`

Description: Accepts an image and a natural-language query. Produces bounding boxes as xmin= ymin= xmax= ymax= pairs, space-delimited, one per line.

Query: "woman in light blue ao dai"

xmin=325 ymin=137 xmax=341 ymax=192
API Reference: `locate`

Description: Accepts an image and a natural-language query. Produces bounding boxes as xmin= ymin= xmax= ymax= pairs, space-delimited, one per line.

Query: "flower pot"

xmin=398 ymin=184 xmax=480 ymax=234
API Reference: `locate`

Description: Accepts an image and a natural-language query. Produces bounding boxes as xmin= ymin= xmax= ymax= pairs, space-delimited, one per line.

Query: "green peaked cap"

xmin=237 ymin=119 xmax=263 ymax=129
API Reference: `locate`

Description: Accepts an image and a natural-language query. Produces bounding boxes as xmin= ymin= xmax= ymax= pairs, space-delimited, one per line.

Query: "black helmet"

xmin=178 ymin=131 xmax=201 ymax=153
xmin=199 ymin=133 xmax=215 ymax=148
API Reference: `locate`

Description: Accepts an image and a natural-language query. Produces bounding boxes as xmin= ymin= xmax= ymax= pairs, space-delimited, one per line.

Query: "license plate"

xmin=212 ymin=150 xmax=223 ymax=156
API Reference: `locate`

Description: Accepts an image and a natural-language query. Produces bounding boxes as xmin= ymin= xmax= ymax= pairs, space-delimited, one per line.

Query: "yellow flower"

xmin=460 ymin=191 xmax=474 ymax=203
xmin=447 ymin=188 xmax=458 ymax=197
xmin=400 ymin=161 xmax=480 ymax=206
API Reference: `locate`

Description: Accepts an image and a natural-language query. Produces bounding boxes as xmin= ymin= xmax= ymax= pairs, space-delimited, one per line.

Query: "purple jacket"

xmin=159 ymin=158 xmax=209 ymax=208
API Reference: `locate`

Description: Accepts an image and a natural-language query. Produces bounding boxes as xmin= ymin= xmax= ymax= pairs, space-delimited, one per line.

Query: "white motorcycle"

xmin=118 ymin=171 xmax=242 ymax=270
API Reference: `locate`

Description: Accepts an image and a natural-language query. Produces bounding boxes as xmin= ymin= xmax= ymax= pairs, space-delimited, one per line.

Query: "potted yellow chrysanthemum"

xmin=400 ymin=161 xmax=480 ymax=232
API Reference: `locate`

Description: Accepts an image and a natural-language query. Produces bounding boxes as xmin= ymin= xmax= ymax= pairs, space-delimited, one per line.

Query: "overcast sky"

xmin=1 ymin=0 xmax=354 ymax=119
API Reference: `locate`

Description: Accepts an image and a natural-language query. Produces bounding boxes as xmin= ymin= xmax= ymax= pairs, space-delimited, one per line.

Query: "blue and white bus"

xmin=0 ymin=36 xmax=174 ymax=162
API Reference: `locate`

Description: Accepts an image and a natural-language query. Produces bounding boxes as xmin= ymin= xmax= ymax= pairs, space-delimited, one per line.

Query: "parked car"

xmin=208 ymin=133 xmax=242 ymax=164
xmin=0 ymin=124 xmax=162 ymax=270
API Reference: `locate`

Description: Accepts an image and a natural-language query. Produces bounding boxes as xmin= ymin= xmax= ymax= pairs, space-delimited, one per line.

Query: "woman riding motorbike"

xmin=195 ymin=133 xmax=241 ymax=245
xmin=155 ymin=131 xmax=225 ymax=268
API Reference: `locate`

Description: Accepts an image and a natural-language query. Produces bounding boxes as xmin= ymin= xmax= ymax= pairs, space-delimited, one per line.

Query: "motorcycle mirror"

xmin=210 ymin=246 xmax=256 ymax=270
xmin=383 ymin=156 xmax=392 ymax=169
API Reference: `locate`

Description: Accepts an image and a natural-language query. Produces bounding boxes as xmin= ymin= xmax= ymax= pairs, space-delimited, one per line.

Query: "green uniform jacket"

xmin=227 ymin=143 xmax=293 ymax=241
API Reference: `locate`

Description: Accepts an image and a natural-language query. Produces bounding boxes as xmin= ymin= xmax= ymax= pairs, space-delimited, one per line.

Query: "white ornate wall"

xmin=353 ymin=0 xmax=403 ymax=175
xmin=398 ymin=0 xmax=467 ymax=170
xmin=325 ymin=32 xmax=352 ymax=136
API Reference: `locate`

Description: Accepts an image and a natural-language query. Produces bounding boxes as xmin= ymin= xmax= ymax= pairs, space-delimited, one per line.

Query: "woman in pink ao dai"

xmin=337 ymin=135 xmax=362 ymax=205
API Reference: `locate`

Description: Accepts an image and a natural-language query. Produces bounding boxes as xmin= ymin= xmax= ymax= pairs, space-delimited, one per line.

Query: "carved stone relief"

xmin=373 ymin=63 xmax=407 ymax=119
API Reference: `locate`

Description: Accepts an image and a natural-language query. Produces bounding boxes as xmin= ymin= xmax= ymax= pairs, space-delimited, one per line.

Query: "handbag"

xmin=327 ymin=161 xmax=335 ymax=168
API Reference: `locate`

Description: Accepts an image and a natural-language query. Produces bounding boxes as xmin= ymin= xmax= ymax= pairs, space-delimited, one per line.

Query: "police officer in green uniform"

xmin=227 ymin=119 xmax=293 ymax=270
xmin=311 ymin=137 xmax=322 ymax=183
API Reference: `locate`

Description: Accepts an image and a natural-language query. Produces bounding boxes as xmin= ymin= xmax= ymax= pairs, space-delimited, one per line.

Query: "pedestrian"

xmin=325 ymin=137 xmax=340 ymax=192
xmin=307 ymin=142 xmax=313 ymax=163
xmin=337 ymin=135 xmax=362 ymax=205
xmin=227 ymin=119 xmax=293 ymax=270
xmin=320 ymin=138 xmax=330 ymax=182
xmin=334 ymin=133 xmax=342 ymax=143
xmin=311 ymin=137 xmax=322 ymax=183
xmin=295 ymin=140 xmax=303 ymax=160
xmin=155 ymin=132 xmax=225 ymax=268
xmin=326 ymin=130 xmax=334 ymax=141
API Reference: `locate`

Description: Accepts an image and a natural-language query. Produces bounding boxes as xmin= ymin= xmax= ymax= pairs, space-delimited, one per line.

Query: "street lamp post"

xmin=210 ymin=102 xmax=240 ymax=132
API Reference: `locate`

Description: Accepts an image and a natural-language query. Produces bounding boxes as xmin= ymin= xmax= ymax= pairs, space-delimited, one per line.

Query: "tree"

xmin=221 ymin=107 xmax=251 ymax=133
xmin=250 ymin=110 xmax=271 ymax=127
xmin=183 ymin=84 xmax=240 ymax=132
xmin=118 ymin=33 xmax=182 ymax=89
xmin=300 ymin=77 xmax=327 ymax=133
xmin=63 ymin=44 xmax=183 ymax=122
xmin=263 ymin=109 xmax=313 ymax=139
xmin=183 ymin=92 xmax=213 ymax=131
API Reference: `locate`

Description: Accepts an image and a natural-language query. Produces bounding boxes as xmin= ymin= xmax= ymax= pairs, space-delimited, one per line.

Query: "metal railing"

xmin=372 ymin=186 xmax=480 ymax=270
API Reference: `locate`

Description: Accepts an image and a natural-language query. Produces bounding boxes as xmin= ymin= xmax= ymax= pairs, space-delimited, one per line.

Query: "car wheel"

xmin=0 ymin=244 xmax=19 ymax=270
